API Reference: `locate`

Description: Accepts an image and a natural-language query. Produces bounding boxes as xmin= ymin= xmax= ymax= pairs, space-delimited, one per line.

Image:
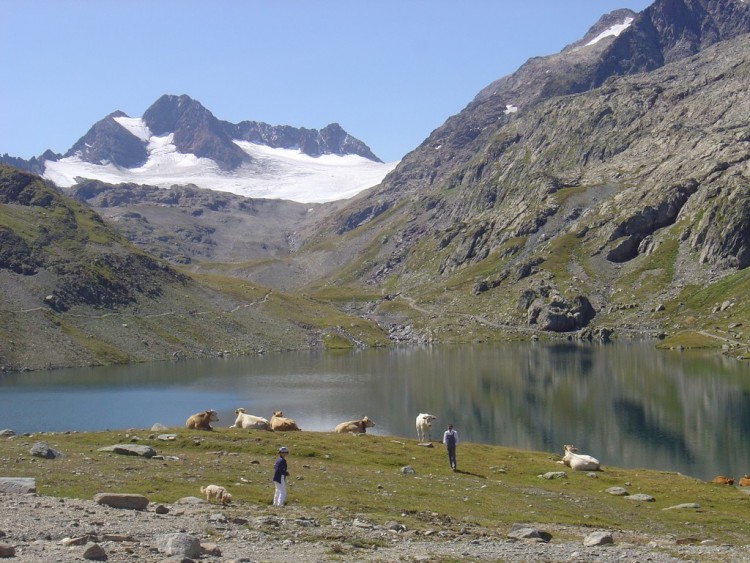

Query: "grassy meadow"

xmin=2 ymin=427 xmax=750 ymax=547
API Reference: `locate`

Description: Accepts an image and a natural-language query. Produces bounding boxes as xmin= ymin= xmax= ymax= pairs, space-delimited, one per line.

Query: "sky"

xmin=1 ymin=0 xmax=653 ymax=164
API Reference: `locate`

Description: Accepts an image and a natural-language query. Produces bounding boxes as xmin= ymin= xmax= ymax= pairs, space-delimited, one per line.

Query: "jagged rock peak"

xmin=64 ymin=110 xmax=149 ymax=169
xmin=142 ymin=94 xmax=248 ymax=171
xmin=226 ymin=119 xmax=381 ymax=162
xmin=564 ymin=9 xmax=638 ymax=51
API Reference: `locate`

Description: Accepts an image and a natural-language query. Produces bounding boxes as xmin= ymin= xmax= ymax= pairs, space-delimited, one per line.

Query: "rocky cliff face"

xmin=143 ymin=94 xmax=250 ymax=171
xmin=64 ymin=111 xmax=149 ymax=169
xmin=273 ymin=0 xmax=750 ymax=338
xmin=226 ymin=121 xmax=382 ymax=162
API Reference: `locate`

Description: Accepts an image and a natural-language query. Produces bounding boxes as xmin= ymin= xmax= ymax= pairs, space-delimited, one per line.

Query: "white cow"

xmin=231 ymin=408 xmax=270 ymax=430
xmin=560 ymin=444 xmax=601 ymax=471
xmin=416 ymin=413 xmax=437 ymax=442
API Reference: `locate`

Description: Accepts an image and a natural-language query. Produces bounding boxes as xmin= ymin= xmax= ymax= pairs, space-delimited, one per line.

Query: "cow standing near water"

xmin=416 ymin=413 xmax=437 ymax=442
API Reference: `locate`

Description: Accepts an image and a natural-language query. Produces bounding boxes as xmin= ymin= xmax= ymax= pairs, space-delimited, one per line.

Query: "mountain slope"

xmin=247 ymin=1 xmax=750 ymax=344
xmin=0 ymin=165 xmax=387 ymax=370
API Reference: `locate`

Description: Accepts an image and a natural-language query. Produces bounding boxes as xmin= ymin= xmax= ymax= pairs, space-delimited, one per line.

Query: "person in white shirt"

xmin=442 ymin=424 xmax=459 ymax=471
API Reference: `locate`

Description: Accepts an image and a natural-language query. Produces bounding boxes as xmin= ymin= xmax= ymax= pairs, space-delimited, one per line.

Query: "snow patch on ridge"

xmin=113 ymin=116 xmax=152 ymax=142
xmin=586 ymin=17 xmax=634 ymax=46
xmin=43 ymin=136 xmax=397 ymax=204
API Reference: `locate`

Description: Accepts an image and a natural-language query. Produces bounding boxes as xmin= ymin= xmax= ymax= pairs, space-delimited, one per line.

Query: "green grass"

xmin=656 ymin=330 xmax=724 ymax=350
xmin=4 ymin=428 xmax=750 ymax=545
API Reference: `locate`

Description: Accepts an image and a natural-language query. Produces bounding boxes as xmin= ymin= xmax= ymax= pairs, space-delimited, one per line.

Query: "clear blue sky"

xmin=1 ymin=0 xmax=652 ymax=163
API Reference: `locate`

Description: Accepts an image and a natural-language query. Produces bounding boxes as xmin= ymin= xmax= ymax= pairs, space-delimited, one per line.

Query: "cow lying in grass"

xmin=185 ymin=410 xmax=218 ymax=430
xmin=231 ymin=408 xmax=270 ymax=430
xmin=270 ymin=411 xmax=301 ymax=431
xmin=559 ymin=444 xmax=601 ymax=471
xmin=334 ymin=416 xmax=375 ymax=434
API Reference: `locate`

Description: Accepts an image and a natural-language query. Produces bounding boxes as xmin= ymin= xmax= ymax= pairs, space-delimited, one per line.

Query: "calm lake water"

xmin=1 ymin=341 xmax=749 ymax=482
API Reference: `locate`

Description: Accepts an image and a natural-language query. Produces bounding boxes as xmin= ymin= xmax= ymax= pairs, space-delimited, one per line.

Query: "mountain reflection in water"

xmin=1 ymin=341 xmax=749 ymax=481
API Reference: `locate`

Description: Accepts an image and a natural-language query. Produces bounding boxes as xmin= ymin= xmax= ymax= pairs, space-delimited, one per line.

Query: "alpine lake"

xmin=1 ymin=340 xmax=749 ymax=482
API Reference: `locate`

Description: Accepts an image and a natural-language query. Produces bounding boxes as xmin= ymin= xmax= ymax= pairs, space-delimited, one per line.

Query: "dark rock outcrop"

xmin=143 ymin=94 xmax=249 ymax=171
xmin=64 ymin=111 xmax=149 ymax=168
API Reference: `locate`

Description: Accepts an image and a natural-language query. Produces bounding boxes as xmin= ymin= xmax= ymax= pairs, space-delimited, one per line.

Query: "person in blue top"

xmin=442 ymin=424 xmax=459 ymax=471
xmin=272 ymin=446 xmax=290 ymax=506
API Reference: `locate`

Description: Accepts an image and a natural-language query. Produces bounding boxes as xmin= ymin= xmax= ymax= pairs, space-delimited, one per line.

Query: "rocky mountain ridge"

xmin=3 ymin=94 xmax=382 ymax=173
xmin=238 ymin=0 xmax=750 ymax=342
xmin=1 ymin=94 xmax=392 ymax=204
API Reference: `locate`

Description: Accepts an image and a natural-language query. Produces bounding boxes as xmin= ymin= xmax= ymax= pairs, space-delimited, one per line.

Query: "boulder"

xmin=507 ymin=524 xmax=552 ymax=542
xmin=82 ymin=542 xmax=107 ymax=561
xmin=29 ymin=441 xmax=61 ymax=459
xmin=605 ymin=486 xmax=629 ymax=496
xmin=584 ymin=531 xmax=614 ymax=547
xmin=94 ymin=492 xmax=149 ymax=510
xmin=538 ymin=471 xmax=567 ymax=480
xmin=156 ymin=532 xmax=202 ymax=558
xmin=625 ymin=493 xmax=656 ymax=502
xmin=97 ymin=444 xmax=156 ymax=457
xmin=0 ymin=477 xmax=36 ymax=494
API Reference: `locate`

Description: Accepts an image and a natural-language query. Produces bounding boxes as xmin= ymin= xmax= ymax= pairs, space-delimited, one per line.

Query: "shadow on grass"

xmin=452 ymin=469 xmax=486 ymax=479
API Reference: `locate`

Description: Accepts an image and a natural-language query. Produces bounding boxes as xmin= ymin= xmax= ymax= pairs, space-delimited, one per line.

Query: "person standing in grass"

xmin=443 ymin=424 xmax=459 ymax=471
xmin=273 ymin=446 xmax=290 ymax=506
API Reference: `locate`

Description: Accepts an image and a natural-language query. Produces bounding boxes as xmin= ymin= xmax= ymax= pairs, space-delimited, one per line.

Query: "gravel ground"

xmin=2 ymin=492 xmax=750 ymax=562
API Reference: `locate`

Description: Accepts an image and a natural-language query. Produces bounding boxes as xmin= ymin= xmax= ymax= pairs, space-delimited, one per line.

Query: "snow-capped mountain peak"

xmin=40 ymin=95 xmax=396 ymax=203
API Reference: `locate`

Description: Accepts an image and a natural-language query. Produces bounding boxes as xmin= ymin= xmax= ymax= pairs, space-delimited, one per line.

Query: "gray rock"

xmin=663 ymin=502 xmax=701 ymax=510
xmin=0 ymin=429 xmax=15 ymax=438
xmin=61 ymin=536 xmax=88 ymax=546
xmin=352 ymin=518 xmax=374 ymax=529
xmin=151 ymin=423 xmax=168 ymax=431
xmin=625 ymin=493 xmax=655 ymax=502
xmin=605 ymin=486 xmax=629 ymax=496
xmin=157 ymin=434 xmax=177 ymax=441
xmin=29 ymin=441 xmax=61 ymax=459
xmin=209 ymin=513 xmax=228 ymax=523
xmin=175 ymin=496 xmax=204 ymax=504
xmin=507 ymin=524 xmax=552 ymax=542
xmin=94 ymin=492 xmax=149 ymax=510
xmin=82 ymin=542 xmax=107 ymax=560
xmin=538 ymin=471 xmax=567 ymax=480
xmin=0 ymin=477 xmax=36 ymax=494
xmin=156 ymin=532 xmax=202 ymax=558
xmin=401 ymin=466 xmax=415 ymax=474
xmin=97 ymin=444 xmax=156 ymax=457
xmin=386 ymin=521 xmax=407 ymax=532
xmin=583 ymin=531 xmax=614 ymax=546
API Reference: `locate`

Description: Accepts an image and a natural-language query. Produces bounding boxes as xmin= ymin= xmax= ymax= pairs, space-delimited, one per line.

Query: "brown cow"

xmin=270 ymin=411 xmax=301 ymax=431
xmin=739 ymin=475 xmax=750 ymax=487
xmin=186 ymin=410 xmax=218 ymax=430
xmin=711 ymin=475 xmax=735 ymax=485
xmin=334 ymin=416 xmax=375 ymax=434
